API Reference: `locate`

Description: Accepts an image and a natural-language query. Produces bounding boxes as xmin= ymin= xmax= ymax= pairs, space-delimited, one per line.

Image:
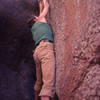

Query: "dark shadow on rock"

xmin=53 ymin=93 xmax=59 ymax=100
xmin=0 ymin=0 xmax=36 ymax=100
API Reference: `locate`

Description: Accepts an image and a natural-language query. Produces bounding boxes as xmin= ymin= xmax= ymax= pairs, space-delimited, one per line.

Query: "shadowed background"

xmin=0 ymin=0 xmax=36 ymax=100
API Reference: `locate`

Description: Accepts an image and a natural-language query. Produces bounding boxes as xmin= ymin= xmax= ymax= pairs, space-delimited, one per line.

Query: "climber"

xmin=29 ymin=0 xmax=56 ymax=100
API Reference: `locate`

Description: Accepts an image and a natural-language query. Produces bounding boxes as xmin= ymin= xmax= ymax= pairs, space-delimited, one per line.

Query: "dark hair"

xmin=27 ymin=0 xmax=40 ymax=28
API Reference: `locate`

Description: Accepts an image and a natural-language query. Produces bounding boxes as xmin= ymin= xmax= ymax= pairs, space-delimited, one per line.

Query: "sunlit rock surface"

xmin=49 ymin=0 xmax=100 ymax=100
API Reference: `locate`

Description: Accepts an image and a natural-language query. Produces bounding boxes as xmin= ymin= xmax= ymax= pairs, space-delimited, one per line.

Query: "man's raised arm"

xmin=39 ymin=0 xmax=49 ymax=18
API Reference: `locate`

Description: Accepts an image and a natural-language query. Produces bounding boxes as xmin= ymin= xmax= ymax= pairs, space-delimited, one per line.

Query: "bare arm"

xmin=39 ymin=0 xmax=49 ymax=18
xmin=34 ymin=0 xmax=49 ymax=22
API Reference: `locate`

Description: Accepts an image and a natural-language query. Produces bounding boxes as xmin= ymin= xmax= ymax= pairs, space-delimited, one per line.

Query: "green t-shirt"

xmin=31 ymin=21 xmax=53 ymax=46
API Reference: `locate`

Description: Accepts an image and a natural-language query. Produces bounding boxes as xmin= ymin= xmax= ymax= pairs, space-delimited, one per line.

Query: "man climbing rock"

xmin=29 ymin=0 xmax=56 ymax=100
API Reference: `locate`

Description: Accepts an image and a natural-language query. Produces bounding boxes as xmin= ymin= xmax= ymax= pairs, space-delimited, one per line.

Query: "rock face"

xmin=49 ymin=0 xmax=100 ymax=100
xmin=1 ymin=0 xmax=100 ymax=100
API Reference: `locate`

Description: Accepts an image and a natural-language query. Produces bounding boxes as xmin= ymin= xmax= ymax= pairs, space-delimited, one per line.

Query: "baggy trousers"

xmin=33 ymin=41 xmax=55 ymax=97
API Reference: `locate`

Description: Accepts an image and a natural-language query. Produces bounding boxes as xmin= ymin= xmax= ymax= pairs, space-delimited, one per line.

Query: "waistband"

xmin=35 ymin=39 xmax=53 ymax=48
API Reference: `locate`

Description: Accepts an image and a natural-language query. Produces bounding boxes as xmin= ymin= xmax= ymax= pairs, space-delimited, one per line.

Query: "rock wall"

xmin=49 ymin=0 xmax=100 ymax=100
xmin=0 ymin=0 xmax=100 ymax=100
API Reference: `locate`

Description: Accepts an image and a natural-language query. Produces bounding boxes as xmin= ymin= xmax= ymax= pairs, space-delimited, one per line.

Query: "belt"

xmin=42 ymin=39 xmax=53 ymax=42
xmin=35 ymin=39 xmax=53 ymax=47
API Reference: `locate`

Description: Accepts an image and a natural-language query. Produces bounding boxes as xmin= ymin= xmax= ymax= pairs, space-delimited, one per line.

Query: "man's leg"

xmin=34 ymin=62 xmax=43 ymax=93
xmin=39 ymin=42 xmax=55 ymax=99
xmin=34 ymin=62 xmax=42 ymax=100
xmin=41 ymin=96 xmax=50 ymax=100
xmin=33 ymin=50 xmax=43 ymax=100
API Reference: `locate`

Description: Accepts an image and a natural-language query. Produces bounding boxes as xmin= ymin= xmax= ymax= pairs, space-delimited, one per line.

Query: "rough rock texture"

xmin=49 ymin=0 xmax=100 ymax=100
xmin=1 ymin=0 xmax=100 ymax=100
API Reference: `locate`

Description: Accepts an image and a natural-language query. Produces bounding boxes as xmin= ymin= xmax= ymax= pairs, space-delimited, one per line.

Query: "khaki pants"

xmin=33 ymin=41 xmax=55 ymax=98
